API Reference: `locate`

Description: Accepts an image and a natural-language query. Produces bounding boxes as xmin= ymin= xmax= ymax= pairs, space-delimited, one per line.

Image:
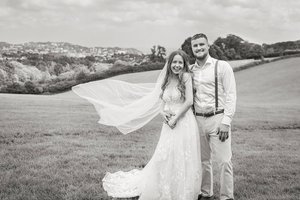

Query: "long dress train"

xmin=102 ymin=84 xmax=201 ymax=200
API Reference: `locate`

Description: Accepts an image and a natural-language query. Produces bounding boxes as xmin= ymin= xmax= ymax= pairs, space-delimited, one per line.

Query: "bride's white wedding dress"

xmin=102 ymin=83 xmax=201 ymax=200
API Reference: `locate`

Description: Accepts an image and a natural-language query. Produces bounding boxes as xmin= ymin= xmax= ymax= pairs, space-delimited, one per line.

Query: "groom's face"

xmin=191 ymin=37 xmax=209 ymax=60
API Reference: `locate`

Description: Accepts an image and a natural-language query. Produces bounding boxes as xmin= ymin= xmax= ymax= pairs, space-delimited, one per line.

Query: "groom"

xmin=189 ymin=33 xmax=236 ymax=200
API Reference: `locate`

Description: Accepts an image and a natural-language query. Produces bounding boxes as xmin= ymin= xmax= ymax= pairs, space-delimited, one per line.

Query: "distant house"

xmin=141 ymin=56 xmax=150 ymax=63
xmin=20 ymin=56 xmax=27 ymax=61
xmin=116 ymin=50 xmax=126 ymax=54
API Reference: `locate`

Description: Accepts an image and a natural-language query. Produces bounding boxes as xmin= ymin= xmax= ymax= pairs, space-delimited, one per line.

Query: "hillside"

xmin=236 ymin=57 xmax=300 ymax=105
xmin=0 ymin=42 xmax=143 ymax=57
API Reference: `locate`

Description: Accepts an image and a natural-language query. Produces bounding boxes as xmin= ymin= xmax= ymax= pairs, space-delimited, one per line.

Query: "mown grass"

xmin=1 ymin=58 xmax=300 ymax=200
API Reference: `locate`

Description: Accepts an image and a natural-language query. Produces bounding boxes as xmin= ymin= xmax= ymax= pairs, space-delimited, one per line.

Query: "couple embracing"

xmin=72 ymin=33 xmax=236 ymax=200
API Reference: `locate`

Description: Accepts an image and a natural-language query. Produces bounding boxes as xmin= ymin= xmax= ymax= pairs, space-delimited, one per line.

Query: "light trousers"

xmin=196 ymin=114 xmax=234 ymax=200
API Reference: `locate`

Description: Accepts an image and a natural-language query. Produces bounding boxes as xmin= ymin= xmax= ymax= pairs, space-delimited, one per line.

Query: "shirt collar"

xmin=194 ymin=55 xmax=213 ymax=69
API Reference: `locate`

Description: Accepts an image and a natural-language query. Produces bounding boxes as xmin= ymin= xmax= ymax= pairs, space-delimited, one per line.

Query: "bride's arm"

xmin=160 ymin=101 xmax=168 ymax=122
xmin=168 ymin=73 xmax=193 ymax=128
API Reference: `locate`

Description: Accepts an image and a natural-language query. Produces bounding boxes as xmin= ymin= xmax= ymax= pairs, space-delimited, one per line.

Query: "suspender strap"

xmin=190 ymin=64 xmax=195 ymax=71
xmin=214 ymin=60 xmax=219 ymax=110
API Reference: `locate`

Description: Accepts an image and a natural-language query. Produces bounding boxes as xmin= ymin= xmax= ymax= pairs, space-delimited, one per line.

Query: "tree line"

xmin=1 ymin=34 xmax=299 ymax=94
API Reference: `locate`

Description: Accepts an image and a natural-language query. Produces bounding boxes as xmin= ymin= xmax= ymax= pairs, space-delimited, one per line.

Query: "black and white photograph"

xmin=0 ymin=0 xmax=299 ymax=200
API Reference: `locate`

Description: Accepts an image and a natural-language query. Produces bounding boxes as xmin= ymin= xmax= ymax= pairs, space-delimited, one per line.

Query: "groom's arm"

xmin=221 ymin=61 xmax=237 ymax=126
xmin=217 ymin=61 xmax=236 ymax=142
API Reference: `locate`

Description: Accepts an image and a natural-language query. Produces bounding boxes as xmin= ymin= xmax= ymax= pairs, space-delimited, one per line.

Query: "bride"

xmin=72 ymin=50 xmax=201 ymax=200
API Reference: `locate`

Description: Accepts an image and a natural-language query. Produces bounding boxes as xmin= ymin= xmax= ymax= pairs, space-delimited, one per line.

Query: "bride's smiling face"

xmin=170 ymin=55 xmax=184 ymax=75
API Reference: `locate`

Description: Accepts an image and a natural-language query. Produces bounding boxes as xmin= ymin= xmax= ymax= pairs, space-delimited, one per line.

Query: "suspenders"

xmin=214 ymin=60 xmax=219 ymax=111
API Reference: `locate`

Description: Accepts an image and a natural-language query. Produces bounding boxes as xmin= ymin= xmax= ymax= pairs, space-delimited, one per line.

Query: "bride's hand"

xmin=161 ymin=111 xmax=173 ymax=123
xmin=168 ymin=117 xmax=177 ymax=129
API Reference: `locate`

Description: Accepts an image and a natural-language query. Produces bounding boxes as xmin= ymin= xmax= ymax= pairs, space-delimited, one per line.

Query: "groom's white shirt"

xmin=190 ymin=55 xmax=237 ymax=126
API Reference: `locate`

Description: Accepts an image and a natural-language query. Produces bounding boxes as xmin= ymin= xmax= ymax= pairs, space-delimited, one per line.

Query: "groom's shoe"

xmin=198 ymin=194 xmax=214 ymax=200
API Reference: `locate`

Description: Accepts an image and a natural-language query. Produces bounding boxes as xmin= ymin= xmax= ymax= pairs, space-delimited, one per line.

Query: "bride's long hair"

xmin=160 ymin=50 xmax=190 ymax=101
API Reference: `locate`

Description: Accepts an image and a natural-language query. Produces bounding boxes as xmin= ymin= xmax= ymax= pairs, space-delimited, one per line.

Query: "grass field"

xmin=0 ymin=58 xmax=300 ymax=200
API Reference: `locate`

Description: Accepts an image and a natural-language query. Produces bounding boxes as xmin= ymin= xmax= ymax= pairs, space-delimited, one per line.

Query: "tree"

xmin=225 ymin=48 xmax=237 ymax=60
xmin=209 ymin=44 xmax=227 ymax=60
xmin=24 ymin=81 xmax=36 ymax=94
xmin=225 ymin=34 xmax=244 ymax=50
xmin=36 ymin=61 xmax=47 ymax=71
xmin=238 ymin=42 xmax=251 ymax=59
xmin=150 ymin=45 xmax=166 ymax=62
xmin=6 ymin=82 xmax=25 ymax=93
xmin=265 ymin=47 xmax=275 ymax=55
xmin=84 ymin=56 xmax=95 ymax=68
xmin=157 ymin=45 xmax=166 ymax=59
xmin=54 ymin=63 xmax=64 ymax=76
xmin=55 ymin=55 xmax=73 ymax=66
xmin=27 ymin=53 xmax=40 ymax=66
xmin=247 ymin=44 xmax=264 ymax=59
xmin=181 ymin=37 xmax=195 ymax=62
xmin=213 ymin=34 xmax=246 ymax=60
xmin=214 ymin=37 xmax=226 ymax=52
xmin=85 ymin=55 xmax=96 ymax=62
xmin=0 ymin=69 xmax=7 ymax=84
xmin=75 ymin=70 xmax=88 ymax=81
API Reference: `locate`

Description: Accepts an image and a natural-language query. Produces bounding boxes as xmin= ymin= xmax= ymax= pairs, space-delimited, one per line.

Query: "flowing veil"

xmin=72 ymin=63 xmax=167 ymax=134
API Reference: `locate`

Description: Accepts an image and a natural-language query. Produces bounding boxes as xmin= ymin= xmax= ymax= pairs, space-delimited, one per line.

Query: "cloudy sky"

xmin=0 ymin=0 xmax=299 ymax=53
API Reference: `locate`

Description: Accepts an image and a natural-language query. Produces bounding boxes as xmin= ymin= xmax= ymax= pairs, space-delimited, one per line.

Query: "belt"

xmin=195 ymin=109 xmax=224 ymax=118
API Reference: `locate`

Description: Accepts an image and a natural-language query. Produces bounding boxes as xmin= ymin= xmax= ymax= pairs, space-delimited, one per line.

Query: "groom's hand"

xmin=217 ymin=124 xmax=230 ymax=142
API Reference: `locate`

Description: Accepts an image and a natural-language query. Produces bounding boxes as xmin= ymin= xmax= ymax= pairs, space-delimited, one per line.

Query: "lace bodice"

xmin=162 ymin=84 xmax=183 ymax=113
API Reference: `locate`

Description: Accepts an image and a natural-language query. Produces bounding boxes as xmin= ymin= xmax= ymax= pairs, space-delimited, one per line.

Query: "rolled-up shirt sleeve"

xmin=221 ymin=62 xmax=237 ymax=126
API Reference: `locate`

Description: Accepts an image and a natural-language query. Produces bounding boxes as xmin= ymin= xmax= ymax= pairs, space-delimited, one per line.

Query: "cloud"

xmin=0 ymin=0 xmax=184 ymax=26
xmin=0 ymin=0 xmax=299 ymax=49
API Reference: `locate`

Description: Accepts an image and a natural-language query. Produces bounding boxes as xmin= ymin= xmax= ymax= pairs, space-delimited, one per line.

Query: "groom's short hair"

xmin=191 ymin=33 xmax=208 ymax=42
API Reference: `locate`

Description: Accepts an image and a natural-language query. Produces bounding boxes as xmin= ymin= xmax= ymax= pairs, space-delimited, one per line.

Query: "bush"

xmin=0 ymin=86 xmax=7 ymax=93
xmin=0 ymin=69 xmax=8 ymax=84
xmin=57 ymin=70 xmax=76 ymax=81
xmin=47 ymin=80 xmax=77 ymax=93
xmin=54 ymin=63 xmax=64 ymax=76
xmin=75 ymin=70 xmax=88 ymax=81
xmin=6 ymin=82 xmax=26 ymax=94
xmin=24 ymin=81 xmax=36 ymax=94
xmin=36 ymin=86 xmax=44 ymax=93
xmin=24 ymin=81 xmax=43 ymax=94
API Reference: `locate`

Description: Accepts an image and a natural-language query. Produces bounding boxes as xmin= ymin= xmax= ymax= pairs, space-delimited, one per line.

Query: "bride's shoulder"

xmin=182 ymin=72 xmax=192 ymax=83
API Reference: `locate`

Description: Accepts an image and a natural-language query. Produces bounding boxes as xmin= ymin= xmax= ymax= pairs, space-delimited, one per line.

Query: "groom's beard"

xmin=194 ymin=52 xmax=208 ymax=61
